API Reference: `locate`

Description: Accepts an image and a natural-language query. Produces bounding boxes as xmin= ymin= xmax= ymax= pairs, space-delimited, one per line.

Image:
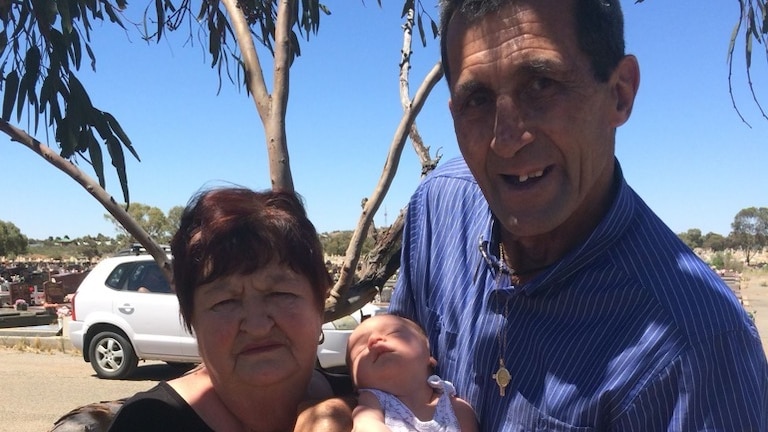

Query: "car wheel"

xmin=88 ymin=331 xmax=138 ymax=379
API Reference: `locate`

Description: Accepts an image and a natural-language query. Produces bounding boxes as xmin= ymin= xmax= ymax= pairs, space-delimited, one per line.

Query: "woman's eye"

xmin=268 ymin=291 xmax=299 ymax=304
xmin=211 ymin=298 xmax=239 ymax=311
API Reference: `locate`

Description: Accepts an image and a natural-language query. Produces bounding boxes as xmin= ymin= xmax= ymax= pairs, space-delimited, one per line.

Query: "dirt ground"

xmin=740 ymin=269 xmax=768 ymax=357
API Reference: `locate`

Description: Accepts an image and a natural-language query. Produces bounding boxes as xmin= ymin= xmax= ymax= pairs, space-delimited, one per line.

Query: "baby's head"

xmin=346 ymin=314 xmax=436 ymax=390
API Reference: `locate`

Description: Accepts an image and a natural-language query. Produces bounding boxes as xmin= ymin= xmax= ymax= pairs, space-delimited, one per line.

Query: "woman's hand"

xmin=294 ymin=397 xmax=355 ymax=432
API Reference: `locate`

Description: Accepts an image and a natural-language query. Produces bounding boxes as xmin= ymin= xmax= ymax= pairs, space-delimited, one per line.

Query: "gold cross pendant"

xmin=492 ymin=358 xmax=511 ymax=397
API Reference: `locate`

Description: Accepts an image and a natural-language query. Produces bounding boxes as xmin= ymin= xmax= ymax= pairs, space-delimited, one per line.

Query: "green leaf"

xmin=75 ymin=128 xmax=89 ymax=153
xmin=24 ymin=46 xmax=40 ymax=72
xmin=102 ymin=2 xmax=125 ymax=28
xmin=48 ymin=96 xmax=62 ymax=126
xmin=15 ymin=72 xmax=27 ymax=122
xmin=39 ymin=74 xmax=53 ymax=110
xmin=68 ymin=74 xmax=94 ymax=110
xmin=105 ymin=136 xmax=130 ymax=205
xmin=70 ymin=28 xmax=83 ymax=69
xmin=208 ymin=16 xmax=221 ymax=67
xmin=2 ymin=70 xmax=18 ymax=121
xmin=728 ymin=21 xmax=740 ymax=62
xmin=57 ymin=116 xmax=76 ymax=158
xmin=12 ymin=4 xmax=29 ymax=38
xmin=85 ymin=42 xmax=96 ymax=70
xmin=164 ymin=0 xmax=176 ymax=13
xmin=400 ymin=0 xmax=413 ymax=19
xmin=417 ymin=13 xmax=426 ymax=47
xmin=56 ymin=0 xmax=73 ymax=34
xmin=155 ymin=0 xmax=164 ymax=41
xmin=90 ymin=109 xmax=111 ymax=140
xmin=749 ymin=6 xmax=760 ymax=39
xmin=23 ymin=46 xmax=41 ymax=104
xmin=103 ymin=111 xmax=139 ymax=161
xmin=196 ymin=1 xmax=207 ymax=22
xmin=762 ymin=4 xmax=768 ymax=34
xmin=86 ymin=128 xmax=106 ymax=188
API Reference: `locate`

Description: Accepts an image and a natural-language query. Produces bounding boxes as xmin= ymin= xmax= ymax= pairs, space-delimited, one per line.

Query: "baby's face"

xmin=346 ymin=315 xmax=432 ymax=390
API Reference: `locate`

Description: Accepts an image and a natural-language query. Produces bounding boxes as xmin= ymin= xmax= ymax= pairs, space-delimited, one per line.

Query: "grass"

xmin=1 ymin=335 xmax=78 ymax=355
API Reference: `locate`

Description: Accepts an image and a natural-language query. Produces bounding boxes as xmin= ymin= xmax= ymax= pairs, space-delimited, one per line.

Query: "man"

xmin=389 ymin=0 xmax=768 ymax=430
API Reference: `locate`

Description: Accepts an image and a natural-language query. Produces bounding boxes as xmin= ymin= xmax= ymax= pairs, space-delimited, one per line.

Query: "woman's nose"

xmin=239 ymin=299 xmax=274 ymax=335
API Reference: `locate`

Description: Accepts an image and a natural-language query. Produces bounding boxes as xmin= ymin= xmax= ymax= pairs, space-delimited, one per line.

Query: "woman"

xmin=109 ymin=187 xmax=351 ymax=432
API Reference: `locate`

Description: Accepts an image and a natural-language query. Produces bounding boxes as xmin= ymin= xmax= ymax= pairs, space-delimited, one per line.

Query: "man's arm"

xmin=615 ymin=329 xmax=768 ymax=430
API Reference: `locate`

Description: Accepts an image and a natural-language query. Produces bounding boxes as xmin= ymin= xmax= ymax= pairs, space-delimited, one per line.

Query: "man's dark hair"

xmin=438 ymin=0 xmax=625 ymax=85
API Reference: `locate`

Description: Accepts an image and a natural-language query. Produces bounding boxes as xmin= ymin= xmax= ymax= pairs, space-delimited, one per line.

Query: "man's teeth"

xmin=518 ymin=170 xmax=544 ymax=183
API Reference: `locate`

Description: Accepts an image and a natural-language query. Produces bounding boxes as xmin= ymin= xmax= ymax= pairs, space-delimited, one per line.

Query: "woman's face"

xmin=191 ymin=262 xmax=322 ymax=390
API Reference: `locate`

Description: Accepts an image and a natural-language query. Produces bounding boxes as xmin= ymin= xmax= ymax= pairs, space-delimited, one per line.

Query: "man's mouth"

xmin=517 ymin=169 xmax=544 ymax=183
xmin=504 ymin=168 xmax=547 ymax=186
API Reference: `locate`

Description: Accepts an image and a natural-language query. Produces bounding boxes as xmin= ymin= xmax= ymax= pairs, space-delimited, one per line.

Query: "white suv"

xmin=69 ymin=254 xmax=366 ymax=379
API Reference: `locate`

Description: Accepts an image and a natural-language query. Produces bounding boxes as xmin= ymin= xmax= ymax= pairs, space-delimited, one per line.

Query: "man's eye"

xmin=464 ymin=92 xmax=492 ymax=109
xmin=527 ymin=77 xmax=557 ymax=95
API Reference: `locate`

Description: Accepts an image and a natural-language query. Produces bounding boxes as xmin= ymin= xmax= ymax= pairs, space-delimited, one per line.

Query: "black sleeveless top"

xmin=107 ymin=369 xmax=353 ymax=431
xmin=108 ymin=381 xmax=213 ymax=431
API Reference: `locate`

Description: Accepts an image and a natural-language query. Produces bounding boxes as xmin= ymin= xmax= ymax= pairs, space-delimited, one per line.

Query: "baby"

xmin=346 ymin=314 xmax=478 ymax=432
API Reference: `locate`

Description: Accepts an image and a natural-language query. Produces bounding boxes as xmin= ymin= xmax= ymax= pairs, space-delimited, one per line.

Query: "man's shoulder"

xmin=615 ymin=215 xmax=748 ymax=335
xmin=424 ymin=157 xmax=475 ymax=184
xmin=415 ymin=157 xmax=481 ymax=200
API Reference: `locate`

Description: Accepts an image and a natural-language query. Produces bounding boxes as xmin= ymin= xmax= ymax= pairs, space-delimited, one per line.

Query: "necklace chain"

xmin=492 ymin=243 xmax=513 ymax=397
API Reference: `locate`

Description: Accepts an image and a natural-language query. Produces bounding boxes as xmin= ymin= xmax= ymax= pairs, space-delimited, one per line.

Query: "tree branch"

xmin=219 ymin=0 xmax=271 ymax=122
xmin=0 ymin=119 xmax=172 ymax=277
xmin=326 ymin=62 xmax=443 ymax=316
xmin=267 ymin=0 xmax=295 ymax=192
xmin=398 ymin=9 xmax=441 ymax=175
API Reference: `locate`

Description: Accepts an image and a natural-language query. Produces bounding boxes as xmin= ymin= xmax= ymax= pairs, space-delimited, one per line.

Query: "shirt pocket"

xmin=502 ymin=395 xmax=596 ymax=432
xmin=424 ymin=306 xmax=460 ymax=374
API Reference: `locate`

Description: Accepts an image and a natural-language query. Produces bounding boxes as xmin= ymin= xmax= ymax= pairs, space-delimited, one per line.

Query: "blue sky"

xmin=1 ymin=0 xmax=767 ymax=241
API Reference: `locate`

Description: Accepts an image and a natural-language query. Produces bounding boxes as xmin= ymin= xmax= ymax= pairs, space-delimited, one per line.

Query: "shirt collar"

xmin=478 ymin=159 xmax=636 ymax=294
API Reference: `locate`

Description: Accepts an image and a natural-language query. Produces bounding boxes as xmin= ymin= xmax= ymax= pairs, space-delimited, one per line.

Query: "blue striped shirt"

xmin=389 ymin=157 xmax=768 ymax=431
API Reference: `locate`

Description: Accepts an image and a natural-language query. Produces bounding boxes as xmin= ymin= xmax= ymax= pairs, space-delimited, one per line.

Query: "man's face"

xmin=447 ymin=0 xmax=635 ymax=239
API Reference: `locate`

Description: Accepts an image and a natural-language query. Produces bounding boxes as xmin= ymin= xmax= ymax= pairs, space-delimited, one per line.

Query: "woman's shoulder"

xmin=109 ymin=382 xmax=213 ymax=432
xmin=124 ymin=381 xmax=184 ymax=405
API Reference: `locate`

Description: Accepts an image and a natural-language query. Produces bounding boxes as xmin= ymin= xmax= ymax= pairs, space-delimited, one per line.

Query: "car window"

xmin=129 ymin=263 xmax=171 ymax=294
xmin=105 ymin=264 xmax=131 ymax=290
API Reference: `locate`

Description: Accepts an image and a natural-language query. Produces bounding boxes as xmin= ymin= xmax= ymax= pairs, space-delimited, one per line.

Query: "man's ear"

xmin=610 ymin=55 xmax=640 ymax=128
xmin=429 ymin=356 xmax=438 ymax=368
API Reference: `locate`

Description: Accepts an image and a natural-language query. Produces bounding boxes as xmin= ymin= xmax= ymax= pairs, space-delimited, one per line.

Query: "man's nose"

xmin=492 ymin=96 xmax=534 ymax=157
